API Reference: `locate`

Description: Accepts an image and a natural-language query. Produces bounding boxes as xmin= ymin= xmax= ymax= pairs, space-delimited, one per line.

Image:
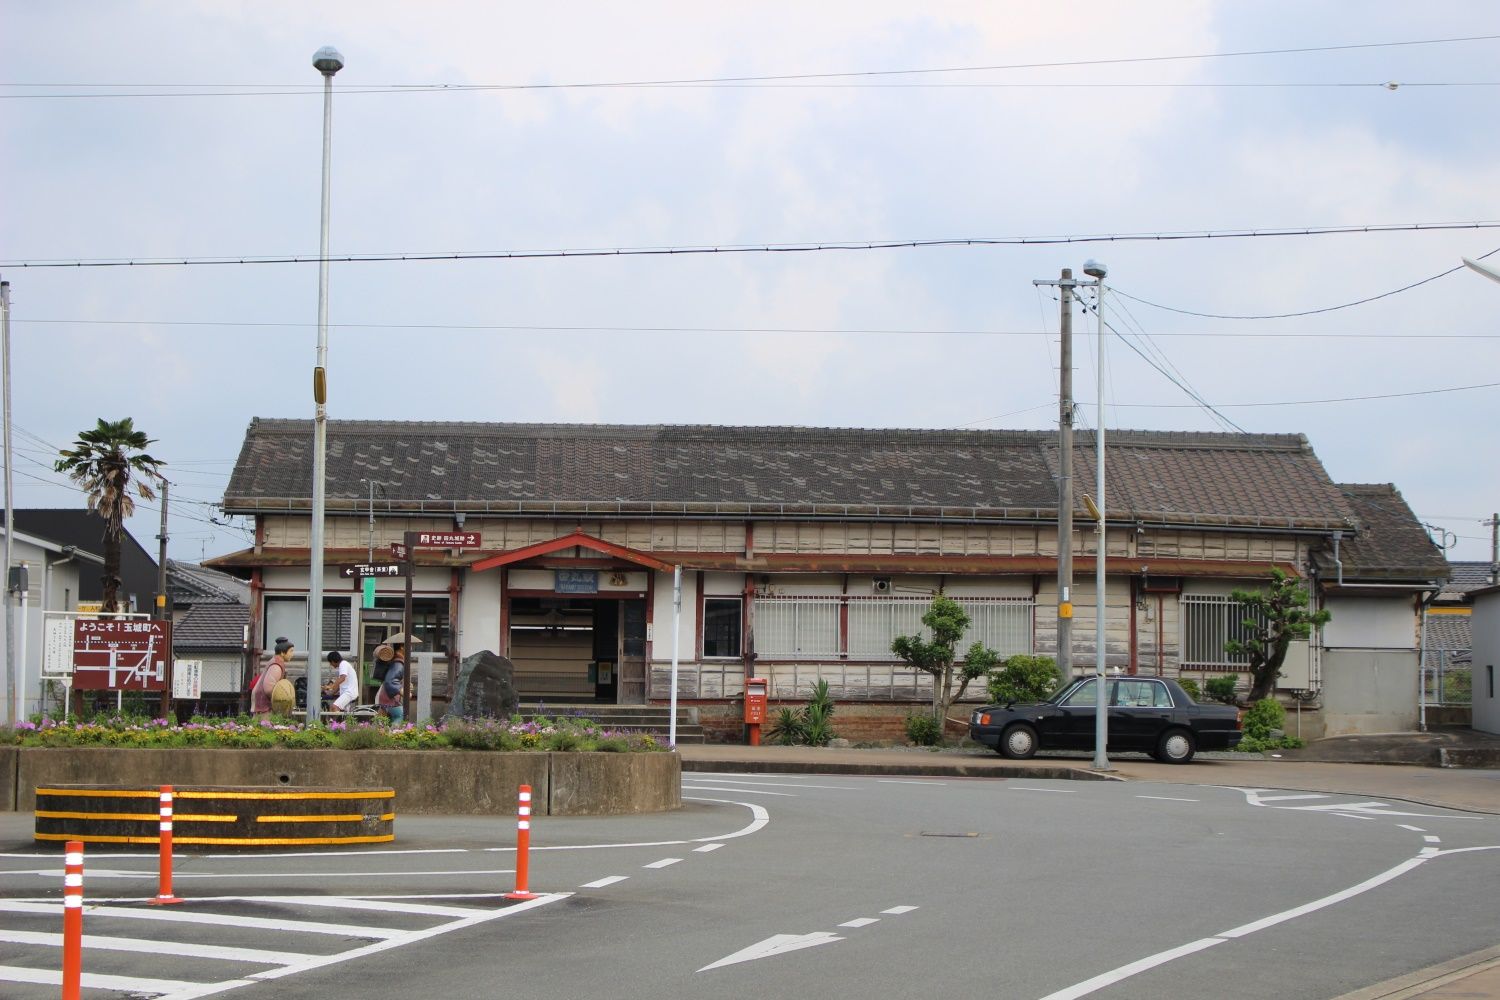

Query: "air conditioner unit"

xmin=872 ymin=577 xmax=892 ymax=594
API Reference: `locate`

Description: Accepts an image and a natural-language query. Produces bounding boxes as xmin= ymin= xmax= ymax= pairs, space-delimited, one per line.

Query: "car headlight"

xmin=973 ymin=712 xmax=991 ymax=726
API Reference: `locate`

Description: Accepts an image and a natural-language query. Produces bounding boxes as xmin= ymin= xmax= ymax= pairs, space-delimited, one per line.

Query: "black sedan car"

xmin=968 ymin=676 xmax=1242 ymax=764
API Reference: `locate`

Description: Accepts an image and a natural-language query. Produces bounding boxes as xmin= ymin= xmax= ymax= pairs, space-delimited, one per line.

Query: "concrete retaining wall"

xmin=7 ymin=749 xmax=680 ymax=816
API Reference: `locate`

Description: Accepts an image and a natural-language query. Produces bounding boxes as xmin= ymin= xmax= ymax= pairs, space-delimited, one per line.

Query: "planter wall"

xmin=9 ymin=748 xmax=681 ymax=817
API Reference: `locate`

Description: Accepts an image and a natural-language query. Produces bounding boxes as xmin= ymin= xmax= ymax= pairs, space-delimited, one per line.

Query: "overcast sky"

xmin=2 ymin=1 xmax=1497 ymax=566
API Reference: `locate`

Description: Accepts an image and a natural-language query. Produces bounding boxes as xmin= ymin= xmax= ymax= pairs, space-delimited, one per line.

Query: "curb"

xmin=1327 ymin=943 xmax=1500 ymax=1000
xmin=683 ymin=758 xmax=1123 ymax=781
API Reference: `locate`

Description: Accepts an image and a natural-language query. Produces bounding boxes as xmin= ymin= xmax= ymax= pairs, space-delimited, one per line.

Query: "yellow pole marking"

xmin=256 ymin=814 xmax=366 ymax=823
xmin=35 ymin=832 xmax=395 ymax=846
xmin=379 ymin=812 xmax=396 ymax=822
xmin=35 ymin=789 xmax=159 ymax=799
xmin=35 ymin=811 xmax=239 ymax=822
xmin=175 ymin=790 xmax=395 ymax=801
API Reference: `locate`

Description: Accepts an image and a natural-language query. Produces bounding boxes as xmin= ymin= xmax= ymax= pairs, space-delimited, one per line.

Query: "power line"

xmin=1113 ymin=246 xmax=1500 ymax=319
xmin=16 ymin=317 xmax=1500 ymax=340
xmin=7 ymin=219 xmax=1500 ymax=268
xmin=4 ymin=32 xmax=1496 ymax=96
xmin=1093 ymin=381 xmax=1498 ymax=409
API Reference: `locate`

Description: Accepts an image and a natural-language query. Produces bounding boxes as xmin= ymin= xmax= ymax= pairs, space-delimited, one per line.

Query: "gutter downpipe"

xmin=1416 ymin=583 xmax=1440 ymax=733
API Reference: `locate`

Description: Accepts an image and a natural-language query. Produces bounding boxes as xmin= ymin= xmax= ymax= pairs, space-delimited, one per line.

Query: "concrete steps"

xmin=517 ymin=702 xmax=706 ymax=744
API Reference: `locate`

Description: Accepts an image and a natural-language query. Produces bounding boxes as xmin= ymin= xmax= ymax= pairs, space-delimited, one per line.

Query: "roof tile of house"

xmin=1327 ymin=484 xmax=1450 ymax=580
xmin=223 ymin=419 xmax=1358 ymax=532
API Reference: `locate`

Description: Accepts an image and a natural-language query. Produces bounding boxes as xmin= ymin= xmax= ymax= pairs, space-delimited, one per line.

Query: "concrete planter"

xmin=9 ymin=748 xmax=681 ymax=817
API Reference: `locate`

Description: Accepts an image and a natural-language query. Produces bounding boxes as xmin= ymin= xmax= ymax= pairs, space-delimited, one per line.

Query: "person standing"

xmin=252 ymin=637 xmax=293 ymax=717
xmin=323 ymin=650 xmax=358 ymax=713
xmin=375 ymin=632 xmax=419 ymax=724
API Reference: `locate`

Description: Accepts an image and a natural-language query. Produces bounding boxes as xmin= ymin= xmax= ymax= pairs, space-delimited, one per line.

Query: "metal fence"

xmin=1423 ymin=648 xmax=1472 ymax=705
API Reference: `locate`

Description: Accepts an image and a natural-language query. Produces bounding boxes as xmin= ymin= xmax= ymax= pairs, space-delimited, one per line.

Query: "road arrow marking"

xmin=698 ymin=932 xmax=844 ymax=972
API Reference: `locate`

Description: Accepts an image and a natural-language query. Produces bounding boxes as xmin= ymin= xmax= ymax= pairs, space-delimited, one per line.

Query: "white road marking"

xmin=1136 ymin=795 xmax=1199 ymax=802
xmin=681 ymin=785 xmax=796 ymax=796
xmin=480 ymin=797 xmax=770 ymax=851
xmin=224 ymin=895 xmax=486 ymax=918
xmin=1333 ymin=813 xmax=1376 ymax=821
xmin=1400 ymin=825 xmax=1427 ymax=832
xmin=1042 ymin=848 xmax=1453 ymax=999
xmin=693 ymin=843 xmax=724 ymax=852
xmin=1038 ymin=938 xmax=1226 ymax=1000
xmin=0 ymin=899 xmax=403 ymax=939
xmin=698 ymin=932 xmax=844 ymax=972
xmin=0 ymin=929 xmax=316 ymax=965
xmin=0 ymin=964 xmax=213 ymax=994
xmin=3 ymin=867 xmax=514 ymax=881
xmin=1233 ymin=789 xmax=1481 ymax=820
xmin=644 ymin=858 xmax=682 ymax=869
xmin=580 ymin=876 xmax=629 ymax=889
xmin=1424 ymin=835 xmax=1442 ymax=843
xmin=882 ymin=905 xmax=919 ymax=915
xmin=1250 ymin=793 xmax=1328 ymax=803
xmin=878 ymin=779 xmax=947 ymax=785
xmin=1010 ymin=786 xmax=1076 ymax=794
xmin=207 ymin=848 xmax=467 ymax=860
xmin=839 ymin=917 xmax=879 ymax=928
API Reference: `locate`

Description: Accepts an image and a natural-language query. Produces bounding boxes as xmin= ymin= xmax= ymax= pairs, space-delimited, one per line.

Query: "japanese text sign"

xmin=72 ymin=620 xmax=172 ymax=691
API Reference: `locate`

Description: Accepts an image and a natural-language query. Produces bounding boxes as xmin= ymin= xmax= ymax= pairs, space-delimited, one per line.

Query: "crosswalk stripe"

xmin=0 ymin=963 xmax=214 ymax=994
xmin=0 ymin=900 xmax=402 ymax=939
xmin=0 ymin=928 xmax=316 ymax=964
xmin=207 ymin=895 xmax=487 ymax=918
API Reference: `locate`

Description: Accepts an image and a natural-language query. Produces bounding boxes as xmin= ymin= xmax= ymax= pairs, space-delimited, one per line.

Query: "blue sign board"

xmin=556 ymin=569 xmax=599 ymax=594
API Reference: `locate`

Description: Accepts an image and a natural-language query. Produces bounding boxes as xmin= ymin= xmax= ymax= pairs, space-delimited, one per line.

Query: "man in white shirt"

xmin=323 ymin=650 xmax=359 ymax=712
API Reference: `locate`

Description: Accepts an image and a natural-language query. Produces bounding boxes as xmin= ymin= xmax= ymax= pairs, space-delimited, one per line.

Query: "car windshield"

xmin=1056 ymin=678 xmax=1098 ymax=707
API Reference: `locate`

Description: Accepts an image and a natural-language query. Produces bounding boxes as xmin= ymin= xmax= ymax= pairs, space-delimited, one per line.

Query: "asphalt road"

xmin=2 ymin=773 xmax=1498 ymax=1000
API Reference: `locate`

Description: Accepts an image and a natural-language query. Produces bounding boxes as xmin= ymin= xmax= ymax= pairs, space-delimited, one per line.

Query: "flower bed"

xmin=1 ymin=715 xmax=666 ymax=753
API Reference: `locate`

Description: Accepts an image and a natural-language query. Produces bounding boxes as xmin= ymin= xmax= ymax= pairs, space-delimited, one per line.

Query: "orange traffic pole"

xmin=504 ymin=784 xmax=539 ymax=900
xmin=148 ymin=786 xmax=183 ymax=905
xmin=62 ymin=840 xmax=83 ymax=1000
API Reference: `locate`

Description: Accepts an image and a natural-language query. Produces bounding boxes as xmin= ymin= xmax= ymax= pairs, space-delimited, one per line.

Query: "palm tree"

xmin=54 ymin=418 xmax=165 ymax=613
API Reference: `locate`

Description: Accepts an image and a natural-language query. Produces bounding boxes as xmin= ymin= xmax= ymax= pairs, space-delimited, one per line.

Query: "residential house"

xmin=212 ymin=418 xmax=1442 ymax=741
xmin=1312 ymin=485 xmax=1450 ymax=734
xmin=7 ymin=508 xmax=159 ymax=613
xmin=1470 ymin=585 xmax=1500 ymax=735
xmin=0 ymin=523 xmax=103 ymax=721
xmin=167 ymin=559 xmax=251 ymax=713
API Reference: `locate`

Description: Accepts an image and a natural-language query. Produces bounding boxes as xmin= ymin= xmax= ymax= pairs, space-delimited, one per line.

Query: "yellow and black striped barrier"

xmin=34 ymin=785 xmax=395 ymax=850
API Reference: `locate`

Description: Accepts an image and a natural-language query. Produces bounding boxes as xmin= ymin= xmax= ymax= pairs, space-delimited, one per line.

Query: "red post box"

xmin=744 ymin=677 xmax=768 ymax=746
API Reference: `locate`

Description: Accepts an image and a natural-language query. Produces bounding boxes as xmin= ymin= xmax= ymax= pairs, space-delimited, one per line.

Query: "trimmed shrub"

xmin=905 ymin=713 xmax=943 ymax=746
xmin=986 ymin=654 xmax=1063 ymax=705
xmin=1205 ymin=675 xmax=1239 ymax=705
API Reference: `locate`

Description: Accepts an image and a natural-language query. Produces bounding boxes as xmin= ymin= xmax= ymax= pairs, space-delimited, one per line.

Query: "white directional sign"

xmin=697 ymin=932 xmax=844 ymax=972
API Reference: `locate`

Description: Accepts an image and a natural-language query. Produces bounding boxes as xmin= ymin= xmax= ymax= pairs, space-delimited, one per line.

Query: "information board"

xmin=72 ymin=620 xmax=172 ymax=691
xmin=43 ymin=618 xmax=76 ymax=677
xmin=173 ymin=660 xmax=203 ymax=700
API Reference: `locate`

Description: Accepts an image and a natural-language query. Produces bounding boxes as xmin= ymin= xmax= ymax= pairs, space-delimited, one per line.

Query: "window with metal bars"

xmin=1181 ymin=594 xmax=1267 ymax=671
xmin=755 ymin=595 xmax=1033 ymax=660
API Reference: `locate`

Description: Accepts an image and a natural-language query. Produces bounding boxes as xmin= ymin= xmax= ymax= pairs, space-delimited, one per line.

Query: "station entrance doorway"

xmin=508 ymin=595 xmax=647 ymax=704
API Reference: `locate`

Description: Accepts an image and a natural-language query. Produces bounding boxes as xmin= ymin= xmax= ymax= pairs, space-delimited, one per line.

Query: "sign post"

xmin=401 ymin=530 xmax=482 ymax=718
xmin=71 ymin=620 xmax=172 ymax=692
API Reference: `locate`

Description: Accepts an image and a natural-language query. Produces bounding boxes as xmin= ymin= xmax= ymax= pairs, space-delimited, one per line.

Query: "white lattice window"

xmin=755 ymin=598 xmax=841 ymax=658
xmin=758 ymin=594 xmax=1033 ymax=660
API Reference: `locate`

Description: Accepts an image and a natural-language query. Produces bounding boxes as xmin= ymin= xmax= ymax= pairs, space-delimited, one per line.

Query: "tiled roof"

xmin=223 ymin=419 xmax=1358 ymax=532
xmin=1439 ymin=561 xmax=1498 ymax=600
xmin=1323 ymin=485 xmax=1450 ymax=581
xmin=167 ymin=559 xmax=249 ymax=605
xmin=173 ymin=603 xmax=249 ymax=652
xmin=1423 ymin=613 xmax=1471 ymax=657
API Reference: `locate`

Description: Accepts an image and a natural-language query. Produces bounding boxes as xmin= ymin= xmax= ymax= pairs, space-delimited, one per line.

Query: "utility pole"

xmin=1033 ymin=268 xmax=1077 ymax=678
xmin=1486 ymin=512 xmax=1499 ymax=585
xmin=156 ymin=478 xmax=170 ymax=718
xmin=2 ymin=278 xmax=14 ymax=725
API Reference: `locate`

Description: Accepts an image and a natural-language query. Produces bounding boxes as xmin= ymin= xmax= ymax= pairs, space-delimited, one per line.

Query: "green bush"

xmin=767 ymin=707 xmax=808 ymax=746
xmin=1241 ymin=698 xmax=1286 ymax=741
xmin=986 ymin=654 xmax=1063 ymax=704
xmin=1177 ymin=677 xmax=1202 ymax=701
xmin=338 ymin=725 xmax=390 ymax=750
xmin=905 ymin=713 xmax=942 ymax=746
xmin=1205 ymin=675 xmax=1239 ymax=704
xmin=1235 ymin=734 xmax=1306 ymax=753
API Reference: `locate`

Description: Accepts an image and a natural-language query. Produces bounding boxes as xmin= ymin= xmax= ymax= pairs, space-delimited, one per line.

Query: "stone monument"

xmin=444 ymin=650 xmax=520 ymax=721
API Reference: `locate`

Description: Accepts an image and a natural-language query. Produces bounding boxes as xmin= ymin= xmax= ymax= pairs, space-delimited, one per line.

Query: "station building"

xmin=211 ymin=419 xmax=1448 ymax=740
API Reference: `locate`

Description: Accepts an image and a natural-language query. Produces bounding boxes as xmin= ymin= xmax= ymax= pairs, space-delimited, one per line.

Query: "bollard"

xmin=62 ymin=840 xmax=83 ymax=1000
xmin=148 ymin=786 xmax=183 ymax=905
xmin=504 ymin=784 xmax=539 ymax=900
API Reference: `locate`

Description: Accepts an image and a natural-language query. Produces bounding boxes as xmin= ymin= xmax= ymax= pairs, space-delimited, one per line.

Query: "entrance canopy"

xmin=469 ymin=530 xmax=676 ymax=574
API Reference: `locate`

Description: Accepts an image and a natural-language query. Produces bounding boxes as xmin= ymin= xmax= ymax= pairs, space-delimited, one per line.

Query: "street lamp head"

xmin=1082 ymin=259 xmax=1108 ymax=279
xmin=312 ymin=46 xmax=345 ymax=76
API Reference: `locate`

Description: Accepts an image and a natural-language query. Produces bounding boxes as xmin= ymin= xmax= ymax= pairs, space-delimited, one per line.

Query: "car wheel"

xmin=999 ymin=723 xmax=1039 ymax=760
xmin=1155 ymin=728 xmax=1196 ymax=764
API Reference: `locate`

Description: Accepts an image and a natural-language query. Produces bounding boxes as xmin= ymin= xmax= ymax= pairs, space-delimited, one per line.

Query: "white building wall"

xmin=2 ymin=539 xmax=87 ymax=721
xmin=460 ymin=569 xmax=502 ymax=659
xmin=1472 ymin=591 xmax=1499 ymax=735
xmin=1323 ymin=595 xmax=1415 ymax=649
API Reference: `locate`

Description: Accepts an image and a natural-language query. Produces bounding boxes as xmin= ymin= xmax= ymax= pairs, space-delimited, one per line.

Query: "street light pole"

xmin=307 ymin=45 xmax=343 ymax=723
xmin=1082 ymin=259 xmax=1112 ymax=772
